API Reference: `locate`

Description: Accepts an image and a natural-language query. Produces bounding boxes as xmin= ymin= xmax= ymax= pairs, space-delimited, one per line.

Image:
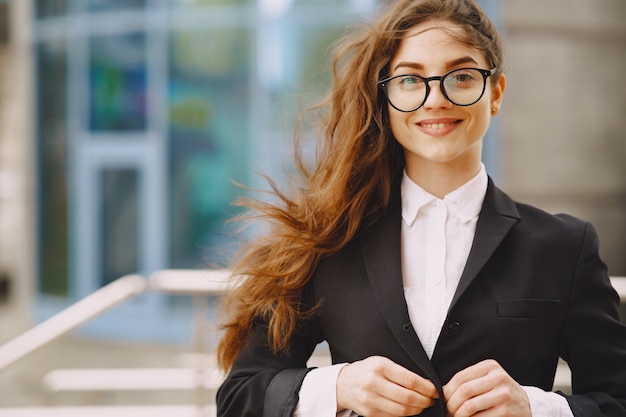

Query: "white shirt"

xmin=401 ymin=164 xmax=486 ymax=358
xmin=294 ymin=165 xmax=573 ymax=417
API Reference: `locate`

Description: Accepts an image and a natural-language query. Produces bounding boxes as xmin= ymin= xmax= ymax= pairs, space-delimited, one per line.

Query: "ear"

xmin=490 ymin=73 xmax=506 ymax=116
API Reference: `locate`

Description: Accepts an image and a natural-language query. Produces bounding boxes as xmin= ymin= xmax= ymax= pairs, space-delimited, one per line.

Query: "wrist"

xmin=335 ymin=363 xmax=350 ymax=412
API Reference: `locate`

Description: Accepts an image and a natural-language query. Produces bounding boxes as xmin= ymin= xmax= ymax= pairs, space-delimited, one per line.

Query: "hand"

xmin=336 ymin=356 xmax=438 ymax=417
xmin=443 ymin=359 xmax=531 ymax=417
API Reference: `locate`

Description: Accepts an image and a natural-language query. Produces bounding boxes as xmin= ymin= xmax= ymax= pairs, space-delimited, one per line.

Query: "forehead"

xmin=390 ymin=21 xmax=488 ymax=69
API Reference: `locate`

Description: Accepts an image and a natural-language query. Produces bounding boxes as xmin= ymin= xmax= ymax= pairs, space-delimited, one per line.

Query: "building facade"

xmin=0 ymin=0 xmax=624 ymax=346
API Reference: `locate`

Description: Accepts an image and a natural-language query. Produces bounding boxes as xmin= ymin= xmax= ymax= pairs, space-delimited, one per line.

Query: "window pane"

xmin=89 ymin=33 xmax=147 ymax=132
xmin=35 ymin=0 xmax=68 ymax=18
xmin=168 ymin=29 xmax=250 ymax=268
xmin=37 ymin=40 xmax=69 ymax=297
xmin=267 ymin=24 xmax=343 ymax=130
xmin=87 ymin=0 xmax=145 ymax=12
xmin=100 ymin=169 xmax=140 ymax=286
xmin=292 ymin=0 xmax=359 ymax=5
xmin=168 ymin=0 xmax=252 ymax=8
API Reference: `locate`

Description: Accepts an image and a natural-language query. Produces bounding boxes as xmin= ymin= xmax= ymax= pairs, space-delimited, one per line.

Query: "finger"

xmin=376 ymin=380 xmax=437 ymax=410
xmin=338 ymin=357 xmax=439 ymax=416
xmin=366 ymin=393 xmax=434 ymax=417
xmin=445 ymin=373 xmax=494 ymax=416
xmin=337 ymin=357 xmax=431 ymax=416
xmin=443 ymin=359 xmax=498 ymax=399
xmin=444 ymin=362 xmax=530 ymax=417
xmin=352 ymin=382 xmax=434 ymax=417
xmin=448 ymin=383 xmax=522 ymax=417
xmin=382 ymin=362 xmax=439 ymax=399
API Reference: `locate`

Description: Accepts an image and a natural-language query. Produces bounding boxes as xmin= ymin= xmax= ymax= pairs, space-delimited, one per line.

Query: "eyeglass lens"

xmin=384 ymin=68 xmax=488 ymax=112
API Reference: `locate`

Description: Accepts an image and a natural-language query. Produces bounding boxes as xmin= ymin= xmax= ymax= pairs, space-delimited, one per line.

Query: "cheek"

xmin=470 ymin=98 xmax=494 ymax=133
xmin=388 ymin=107 xmax=407 ymax=141
xmin=471 ymin=108 xmax=493 ymax=140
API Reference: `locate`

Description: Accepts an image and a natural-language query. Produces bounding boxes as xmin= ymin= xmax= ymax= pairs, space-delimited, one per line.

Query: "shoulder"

xmin=517 ymin=201 xmax=601 ymax=257
xmin=516 ymin=201 xmax=588 ymax=232
xmin=489 ymin=181 xmax=595 ymax=247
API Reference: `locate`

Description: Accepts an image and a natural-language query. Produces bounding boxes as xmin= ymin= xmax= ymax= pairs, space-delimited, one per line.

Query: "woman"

xmin=216 ymin=0 xmax=626 ymax=416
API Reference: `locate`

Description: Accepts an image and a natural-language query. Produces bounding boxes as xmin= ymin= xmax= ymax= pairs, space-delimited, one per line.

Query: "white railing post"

xmin=149 ymin=269 xmax=233 ymax=417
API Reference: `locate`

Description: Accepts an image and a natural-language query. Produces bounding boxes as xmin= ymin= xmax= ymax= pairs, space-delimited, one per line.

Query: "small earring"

xmin=491 ymin=107 xmax=497 ymax=114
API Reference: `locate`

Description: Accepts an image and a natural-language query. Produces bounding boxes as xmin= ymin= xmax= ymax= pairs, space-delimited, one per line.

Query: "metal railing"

xmin=0 ymin=269 xmax=234 ymax=373
xmin=0 ymin=274 xmax=148 ymax=371
xmin=0 ymin=269 xmax=234 ymax=417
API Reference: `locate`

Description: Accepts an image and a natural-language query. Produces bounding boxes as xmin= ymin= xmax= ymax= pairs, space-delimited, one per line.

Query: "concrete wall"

xmin=500 ymin=0 xmax=626 ymax=276
xmin=0 ymin=0 xmax=35 ymax=341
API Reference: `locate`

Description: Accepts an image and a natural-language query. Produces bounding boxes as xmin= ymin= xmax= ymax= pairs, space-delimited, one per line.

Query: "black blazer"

xmin=216 ymin=179 xmax=626 ymax=417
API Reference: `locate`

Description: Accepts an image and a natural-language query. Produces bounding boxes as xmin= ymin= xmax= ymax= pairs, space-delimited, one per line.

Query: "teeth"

xmin=422 ymin=122 xmax=454 ymax=129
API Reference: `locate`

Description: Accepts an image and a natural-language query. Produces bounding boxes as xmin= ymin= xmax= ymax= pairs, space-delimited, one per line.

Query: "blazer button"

xmin=447 ymin=322 xmax=462 ymax=336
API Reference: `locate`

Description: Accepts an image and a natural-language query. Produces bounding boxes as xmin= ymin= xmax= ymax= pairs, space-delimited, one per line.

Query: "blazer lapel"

xmin=360 ymin=196 xmax=441 ymax=385
xmin=448 ymin=179 xmax=521 ymax=311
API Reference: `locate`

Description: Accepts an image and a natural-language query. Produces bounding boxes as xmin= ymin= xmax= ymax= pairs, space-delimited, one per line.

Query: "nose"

xmin=423 ymin=79 xmax=452 ymax=110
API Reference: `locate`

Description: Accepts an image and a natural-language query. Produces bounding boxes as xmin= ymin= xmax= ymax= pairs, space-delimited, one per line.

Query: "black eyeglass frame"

xmin=378 ymin=67 xmax=496 ymax=113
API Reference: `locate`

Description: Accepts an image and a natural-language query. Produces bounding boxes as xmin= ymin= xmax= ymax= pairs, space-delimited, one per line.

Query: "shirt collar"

xmin=401 ymin=164 xmax=488 ymax=226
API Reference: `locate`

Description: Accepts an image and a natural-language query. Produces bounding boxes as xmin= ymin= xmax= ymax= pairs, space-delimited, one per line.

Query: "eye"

xmin=446 ymin=70 xmax=479 ymax=89
xmin=455 ymin=73 xmax=474 ymax=82
xmin=396 ymin=75 xmax=424 ymax=91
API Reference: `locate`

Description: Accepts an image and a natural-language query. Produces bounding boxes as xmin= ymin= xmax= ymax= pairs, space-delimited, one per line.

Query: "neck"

xmin=405 ymin=160 xmax=482 ymax=199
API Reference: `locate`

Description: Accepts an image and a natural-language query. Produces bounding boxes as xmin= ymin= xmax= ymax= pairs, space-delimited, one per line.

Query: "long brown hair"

xmin=217 ymin=0 xmax=504 ymax=371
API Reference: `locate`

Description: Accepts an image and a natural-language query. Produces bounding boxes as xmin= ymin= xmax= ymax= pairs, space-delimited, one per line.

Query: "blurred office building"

xmin=2 ymin=0 xmax=388 ymax=344
xmin=0 ymin=0 xmax=624 ymax=408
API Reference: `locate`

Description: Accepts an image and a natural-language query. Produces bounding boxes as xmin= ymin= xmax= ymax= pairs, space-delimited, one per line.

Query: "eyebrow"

xmin=393 ymin=56 xmax=480 ymax=72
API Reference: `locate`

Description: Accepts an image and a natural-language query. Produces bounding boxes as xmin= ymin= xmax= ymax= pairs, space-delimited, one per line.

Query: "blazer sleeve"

xmin=558 ymin=220 xmax=626 ymax=417
xmin=216 ymin=289 xmax=324 ymax=417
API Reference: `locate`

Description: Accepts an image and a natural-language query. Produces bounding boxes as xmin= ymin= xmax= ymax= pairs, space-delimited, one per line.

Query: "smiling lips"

xmin=416 ymin=118 xmax=462 ymax=136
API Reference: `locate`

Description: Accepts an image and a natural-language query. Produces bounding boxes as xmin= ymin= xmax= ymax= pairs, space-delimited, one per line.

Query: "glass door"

xmin=65 ymin=13 xmax=179 ymax=340
xmin=73 ymin=138 xmax=166 ymax=299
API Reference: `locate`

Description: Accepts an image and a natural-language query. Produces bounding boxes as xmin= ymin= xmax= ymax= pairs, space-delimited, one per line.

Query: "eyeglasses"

xmin=378 ymin=67 xmax=496 ymax=112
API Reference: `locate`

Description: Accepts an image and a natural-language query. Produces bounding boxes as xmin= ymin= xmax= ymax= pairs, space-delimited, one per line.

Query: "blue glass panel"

xmin=266 ymin=24 xmax=343 ymax=130
xmin=292 ymin=0 xmax=354 ymax=5
xmin=168 ymin=0 xmax=251 ymax=8
xmin=36 ymin=40 xmax=69 ymax=297
xmin=87 ymin=0 xmax=145 ymax=12
xmin=89 ymin=33 xmax=147 ymax=132
xmin=35 ymin=0 xmax=68 ymax=18
xmin=100 ymin=169 xmax=140 ymax=286
xmin=168 ymin=29 xmax=250 ymax=268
